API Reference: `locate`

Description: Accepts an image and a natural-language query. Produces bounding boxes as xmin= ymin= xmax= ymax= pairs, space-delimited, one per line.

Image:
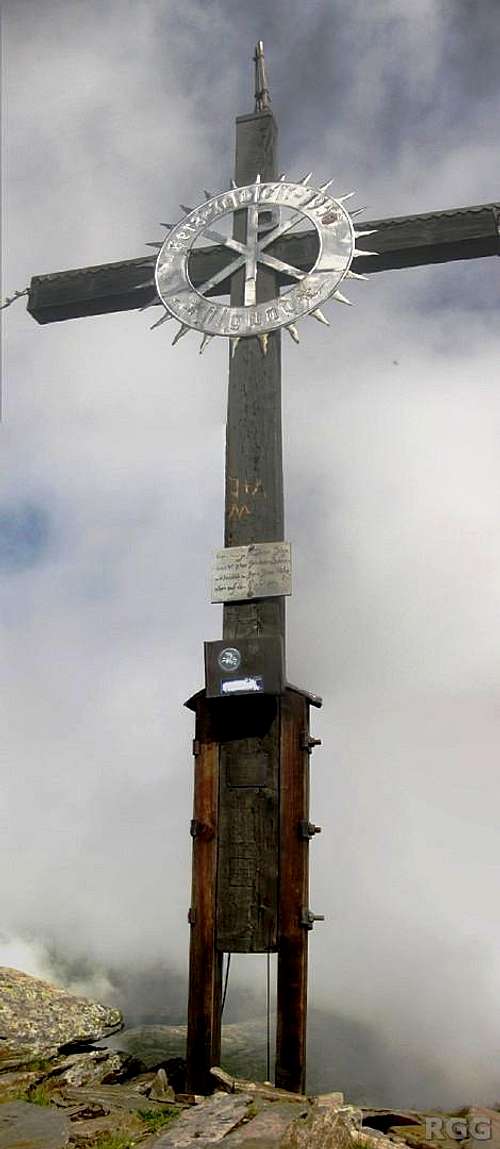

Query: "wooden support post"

xmin=276 ymin=688 xmax=311 ymax=1094
xmin=186 ymin=698 xmax=223 ymax=1095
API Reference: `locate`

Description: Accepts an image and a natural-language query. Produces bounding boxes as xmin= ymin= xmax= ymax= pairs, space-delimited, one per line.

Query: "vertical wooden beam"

xmin=186 ymin=699 xmax=223 ymax=1094
xmin=223 ymin=109 xmax=283 ymax=645
xmin=216 ymin=108 xmax=283 ymax=956
xmin=276 ymin=688 xmax=311 ymax=1093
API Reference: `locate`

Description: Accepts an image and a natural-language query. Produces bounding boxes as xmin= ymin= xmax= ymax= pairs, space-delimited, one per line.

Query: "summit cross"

xmin=18 ymin=43 xmax=500 ymax=1095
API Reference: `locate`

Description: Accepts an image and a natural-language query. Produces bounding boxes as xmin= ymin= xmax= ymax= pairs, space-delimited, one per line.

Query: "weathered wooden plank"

xmin=223 ymin=109 xmax=284 ymax=646
xmin=186 ymin=698 xmax=223 ymax=1095
xmin=216 ymin=695 xmax=280 ymax=953
xmin=356 ymin=201 xmax=500 ymax=273
xmin=275 ymin=688 xmax=311 ymax=1094
xmin=27 ymin=202 xmax=500 ymax=324
xmin=216 ymin=110 xmax=282 ymax=954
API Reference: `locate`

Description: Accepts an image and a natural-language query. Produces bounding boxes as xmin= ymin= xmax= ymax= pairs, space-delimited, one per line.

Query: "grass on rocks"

xmin=137 ymin=1105 xmax=180 ymax=1132
xmin=7 ymin=1083 xmax=53 ymax=1106
xmin=92 ymin=1135 xmax=137 ymax=1149
xmin=91 ymin=1108 xmax=180 ymax=1148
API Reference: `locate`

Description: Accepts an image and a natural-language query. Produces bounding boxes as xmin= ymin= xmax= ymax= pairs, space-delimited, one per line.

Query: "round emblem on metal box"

xmin=218 ymin=647 xmax=241 ymax=672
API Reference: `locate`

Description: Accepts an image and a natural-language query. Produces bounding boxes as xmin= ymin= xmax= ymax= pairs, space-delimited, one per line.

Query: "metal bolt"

xmin=301 ymin=733 xmax=322 ymax=753
xmin=299 ymin=820 xmax=322 ymax=839
xmin=300 ymin=908 xmax=325 ymax=930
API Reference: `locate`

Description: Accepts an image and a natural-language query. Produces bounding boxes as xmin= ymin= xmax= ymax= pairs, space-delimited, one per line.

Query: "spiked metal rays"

xmin=199 ymin=333 xmax=215 ymax=354
xmin=141 ymin=174 xmax=376 ymax=351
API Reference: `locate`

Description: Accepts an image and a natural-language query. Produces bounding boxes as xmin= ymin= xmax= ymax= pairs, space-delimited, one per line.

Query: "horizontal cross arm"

xmin=27 ymin=202 xmax=500 ymax=324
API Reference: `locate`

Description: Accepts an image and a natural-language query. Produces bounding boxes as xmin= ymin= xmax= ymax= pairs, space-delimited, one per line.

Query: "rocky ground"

xmin=1 ymin=966 xmax=500 ymax=1149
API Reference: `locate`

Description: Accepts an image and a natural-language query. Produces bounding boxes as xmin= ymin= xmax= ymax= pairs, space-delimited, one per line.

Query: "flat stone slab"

xmin=0 ymin=1100 xmax=70 ymax=1149
xmin=141 ymin=1091 xmax=253 ymax=1146
xmin=221 ymin=1101 xmax=309 ymax=1146
xmin=60 ymin=1081 xmax=173 ymax=1113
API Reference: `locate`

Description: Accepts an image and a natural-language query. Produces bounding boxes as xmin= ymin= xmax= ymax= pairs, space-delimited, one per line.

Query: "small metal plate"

xmin=211 ymin=541 xmax=292 ymax=603
xmin=204 ymin=636 xmax=284 ymax=698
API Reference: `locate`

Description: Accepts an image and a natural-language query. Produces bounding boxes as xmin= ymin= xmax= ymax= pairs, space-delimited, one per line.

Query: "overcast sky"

xmin=2 ymin=0 xmax=500 ymax=1108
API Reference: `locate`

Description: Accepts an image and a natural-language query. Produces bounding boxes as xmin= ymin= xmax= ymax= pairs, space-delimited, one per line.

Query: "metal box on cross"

xmin=204 ymin=636 xmax=284 ymax=697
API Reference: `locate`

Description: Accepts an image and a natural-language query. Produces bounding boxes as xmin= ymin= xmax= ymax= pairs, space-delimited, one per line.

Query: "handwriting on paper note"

xmin=211 ymin=541 xmax=292 ymax=603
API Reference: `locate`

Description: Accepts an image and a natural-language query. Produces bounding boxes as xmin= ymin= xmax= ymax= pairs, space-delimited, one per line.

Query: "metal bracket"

xmin=192 ymin=739 xmax=200 ymax=757
xmin=190 ymin=819 xmax=215 ymax=841
xmin=299 ymin=820 xmax=322 ymax=839
xmin=301 ymin=733 xmax=322 ymax=754
xmin=300 ymin=908 xmax=325 ymax=930
xmin=188 ymin=907 xmax=197 ymax=925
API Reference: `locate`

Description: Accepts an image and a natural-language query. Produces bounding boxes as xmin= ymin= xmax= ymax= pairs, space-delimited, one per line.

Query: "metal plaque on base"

xmin=204 ymin=636 xmax=284 ymax=698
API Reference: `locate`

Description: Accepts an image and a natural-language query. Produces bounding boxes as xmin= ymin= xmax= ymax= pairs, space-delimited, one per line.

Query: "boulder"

xmin=281 ymin=1101 xmax=354 ymax=1149
xmin=150 ymin=1067 xmax=176 ymax=1102
xmin=105 ymin=1019 xmax=269 ymax=1079
xmin=43 ymin=1047 xmax=145 ymax=1089
xmin=0 ymin=966 xmax=123 ymax=1068
xmin=0 ymin=1068 xmax=48 ymax=1103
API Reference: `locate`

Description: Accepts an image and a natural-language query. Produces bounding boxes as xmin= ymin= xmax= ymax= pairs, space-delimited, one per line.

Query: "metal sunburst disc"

xmin=150 ymin=175 xmax=374 ymax=352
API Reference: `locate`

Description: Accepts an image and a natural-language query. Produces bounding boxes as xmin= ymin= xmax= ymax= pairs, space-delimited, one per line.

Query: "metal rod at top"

xmin=254 ymin=40 xmax=271 ymax=112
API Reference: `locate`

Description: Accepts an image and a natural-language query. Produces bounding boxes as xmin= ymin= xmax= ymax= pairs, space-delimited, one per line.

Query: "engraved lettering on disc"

xmin=155 ymin=181 xmax=356 ymax=338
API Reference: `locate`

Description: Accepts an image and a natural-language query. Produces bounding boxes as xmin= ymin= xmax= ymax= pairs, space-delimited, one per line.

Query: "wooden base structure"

xmin=185 ymin=684 xmax=322 ymax=1096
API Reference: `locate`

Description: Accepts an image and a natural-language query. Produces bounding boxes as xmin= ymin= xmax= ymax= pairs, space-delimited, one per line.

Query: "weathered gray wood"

xmin=216 ymin=696 xmax=280 ymax=953
xmin=275 ymin=688 xmax=311 ymax=1094
xmin=27 ymin=202 xmax=500 ymax=324
xmin=223 ymin=110 xmax=284 ymax=646
xmin=216 ymin=110 xmax=282 ymax=954
xmin=186 ymin=698 xmax=223 ymax=1094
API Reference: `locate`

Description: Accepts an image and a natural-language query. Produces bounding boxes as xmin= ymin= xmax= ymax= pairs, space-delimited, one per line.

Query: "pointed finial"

xmin=254 ymin=41 xmax=270 ymax=112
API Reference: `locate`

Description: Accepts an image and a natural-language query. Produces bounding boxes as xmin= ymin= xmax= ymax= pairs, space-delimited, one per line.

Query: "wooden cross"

xmin=24 ymin=43 xmax=500 ymax=1096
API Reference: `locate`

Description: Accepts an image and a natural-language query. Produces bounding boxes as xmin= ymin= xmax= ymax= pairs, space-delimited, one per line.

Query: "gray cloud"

xmin=2 ymin=0 xmax=500 ymax=1109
